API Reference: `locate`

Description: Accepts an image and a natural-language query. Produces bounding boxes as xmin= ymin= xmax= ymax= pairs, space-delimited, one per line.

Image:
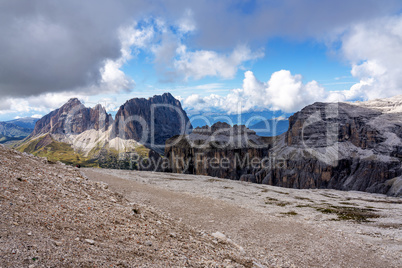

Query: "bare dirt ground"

xmin=84 ymin=168 xmax=402 ymax=268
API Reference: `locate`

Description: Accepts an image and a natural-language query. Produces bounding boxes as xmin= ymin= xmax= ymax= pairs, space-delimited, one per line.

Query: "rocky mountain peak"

xmin=26 ymin=93 xmax=191 ymax=159
xmin=67 ymin=97 xmax=81 ymax=103
xmin=112 ymin=93 xmax=192 ymax=154
xmin=30 ymin=99 xmax=111 ymax=137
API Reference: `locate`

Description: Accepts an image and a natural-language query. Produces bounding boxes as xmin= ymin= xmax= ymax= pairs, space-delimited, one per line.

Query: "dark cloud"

xmin=0 ymin=0 xmax=150 ymax=97
xmin=0 ymin=0 xmax=401 ymax=99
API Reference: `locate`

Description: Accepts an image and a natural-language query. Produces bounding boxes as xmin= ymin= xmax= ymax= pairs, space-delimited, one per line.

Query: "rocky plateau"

xmin=166 ymin=96 xmax=402 ymax=196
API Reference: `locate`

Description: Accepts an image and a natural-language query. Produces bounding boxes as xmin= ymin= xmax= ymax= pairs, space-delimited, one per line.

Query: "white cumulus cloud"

xmin=183 ymin=70 xmax=326 ymax=114
xmin=175 ymin=45 xmax=263 ymax=80
xmin=337 ymin=15 xmax=402 ymax=100
xmin=118 ymin=13 xmax=264 ymax=82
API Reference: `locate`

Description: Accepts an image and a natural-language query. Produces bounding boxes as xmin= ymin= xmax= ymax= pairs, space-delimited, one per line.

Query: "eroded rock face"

xmin=286 ymin=102 xmax=385 ymax=149
xmin=112 ymin=93 xmax=192 ymax=154
xmin=275 ymin=100 xmax=402 ymax=195
xmin=165 ymin=122 xmax=273 ymax=179
xmin=30 ymin=98 xmax=113 ymax=137
xmin=166 ymin=97 xmax=402 ymax=196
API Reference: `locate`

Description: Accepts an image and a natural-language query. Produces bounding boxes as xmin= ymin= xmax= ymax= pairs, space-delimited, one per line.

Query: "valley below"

xmin=84 ymin=168 xmax=402 ymax=267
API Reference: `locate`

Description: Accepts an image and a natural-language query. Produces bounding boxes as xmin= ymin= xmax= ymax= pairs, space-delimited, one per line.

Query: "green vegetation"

xmin=295 ymin=204 xmax=313 ymax=208
xmin=315 ymin=205 xmax=380 ymax=222
xmin=320 ymin=193 xmax=338 ymax=199
xmin=272 ymin=190 xmax=289 ymax=195
xmin=264 ymin=197 xmax=290 ymax=207
xmin=134 ymin=145 xmax=150 ymax=158
xmin=17 ymin=136 xmax=97 ymax=167
xmin=17 ymin=135 xmax=154 ymax=169
xmin=338 ymin=201 xmax=359 ymax=206
xmin=280 ymin=211 xmax=298 ymax=216
xmin=294 ymin=196 xmax=312 ymax=201
xmin=376 ymin=223 xmax=402 ymax=229
xmin=207 ymin=178 xmax=221 ymax=182
xmin=164 ymin=177 xmax=192 ymax=181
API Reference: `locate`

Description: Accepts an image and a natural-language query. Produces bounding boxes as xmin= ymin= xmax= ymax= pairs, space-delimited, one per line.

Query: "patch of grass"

xmin=376 ymin=223 xmax=402 ymax=229
xmin=316 ymin=208 xmax=335 ymax=214
xmin=294 ymin=196 xmax=311 ymax=201
xmin=164 ymin=177 xmax=192 ymax=181
xmin=223 ymin=186 xmax=233 ymax=189
xmin=295 ymin=204 xmax=313 ymax=208
xmin=17 ymin=135 xmax=97 ymax=167
xmin=280 ymin=211 xmax=298 ymax=216
xmin=276 ymin=202 xmax=289 ymax=207
xmin=264 ymin=197 xmax=290 ymax=207
xmin=272 ymin=190 xmax=289 ymax=195
xmin=315 ymin=205 xmax=380 ymax=223
xmin=134 ymin=145 xmax=150 ymax=158
xmin=338 ymin=201 xmax=359 ymax=206
xmin=207 ymin=178 xmax=221 ymax=183
xmin=360 ymin=198 xmax=402 ymax=204
xmin=320 ymin=193 xmax=338 ymax=199
xmin=261 ymin=189 xmax=269 ymax=193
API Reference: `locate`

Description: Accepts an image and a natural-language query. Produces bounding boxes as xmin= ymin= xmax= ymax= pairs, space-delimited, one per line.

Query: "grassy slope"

xmin=17 ymin=136 xmax=98 ymax=167
xmin=16 ymin=135 xmax=151 ymax=168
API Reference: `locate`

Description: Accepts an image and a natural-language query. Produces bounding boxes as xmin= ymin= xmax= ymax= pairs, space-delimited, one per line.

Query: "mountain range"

xmin=14 ymin=93 xmax=402 ymax=196
xmin=17 ymin=93 xmax=191 ymax=168
xmin=190 ymin=110 xmax=290 ymax=137
xmin=0 ymin=117 xmax=39 ymax=144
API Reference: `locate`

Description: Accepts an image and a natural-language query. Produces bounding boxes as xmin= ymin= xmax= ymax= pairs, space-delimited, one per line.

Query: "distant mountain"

xmin=0 ymin=121 xmax=33 ymax=144
xmin=18 ymin=93 xmax=192 ymax=168
xmin=0 ymin=122 xmax=32 ymax=137
xmin=6 ymin=117 xmax=39 ymax=129
xmin=188 ymin=110 xmax=290 ymax=137
xmin=248 ymin=119 xmax=289 ymax=137
xmin=112 ymin=93 xmax=192 ymax=154
xmin=189 ymin=110 xmax=292 ymax=129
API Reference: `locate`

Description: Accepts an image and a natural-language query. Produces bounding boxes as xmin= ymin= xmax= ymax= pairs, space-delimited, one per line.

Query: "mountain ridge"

xmin=18 ymin=93 xmax=192 ymax=168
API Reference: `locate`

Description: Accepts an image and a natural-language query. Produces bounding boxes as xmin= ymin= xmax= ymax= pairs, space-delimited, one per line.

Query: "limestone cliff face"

xmin=165 ymin=122 xmax=273 ymax=179
xmin=271 ymin=100 xmax=402 ymax=195
xmin=112 ymin=93 xmax=192 ymax=154
xmin=30 ymin=98 xmax=113 ymax=137
xmin=286 ymin=102 xmax=386 ymax=150
xmin=166 ymin=97 xmax=402 ymax=196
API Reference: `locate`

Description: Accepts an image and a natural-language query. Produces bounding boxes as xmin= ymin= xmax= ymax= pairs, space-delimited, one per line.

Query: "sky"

xmin=1 ymin=0 xmax=402 ymax=121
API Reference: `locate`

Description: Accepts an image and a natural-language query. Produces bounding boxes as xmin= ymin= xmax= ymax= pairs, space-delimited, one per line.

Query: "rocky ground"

xmin=1 ymin=142 xmax=401 ymax=267
xmin=0 ymin=145 xmax=252 ymax=267
xmin=83 ymin=168 xmax=402 ymax=268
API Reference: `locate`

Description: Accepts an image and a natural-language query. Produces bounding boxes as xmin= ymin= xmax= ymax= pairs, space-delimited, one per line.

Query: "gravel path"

xmin=84 ymin=168 xmax=402 ymax=268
